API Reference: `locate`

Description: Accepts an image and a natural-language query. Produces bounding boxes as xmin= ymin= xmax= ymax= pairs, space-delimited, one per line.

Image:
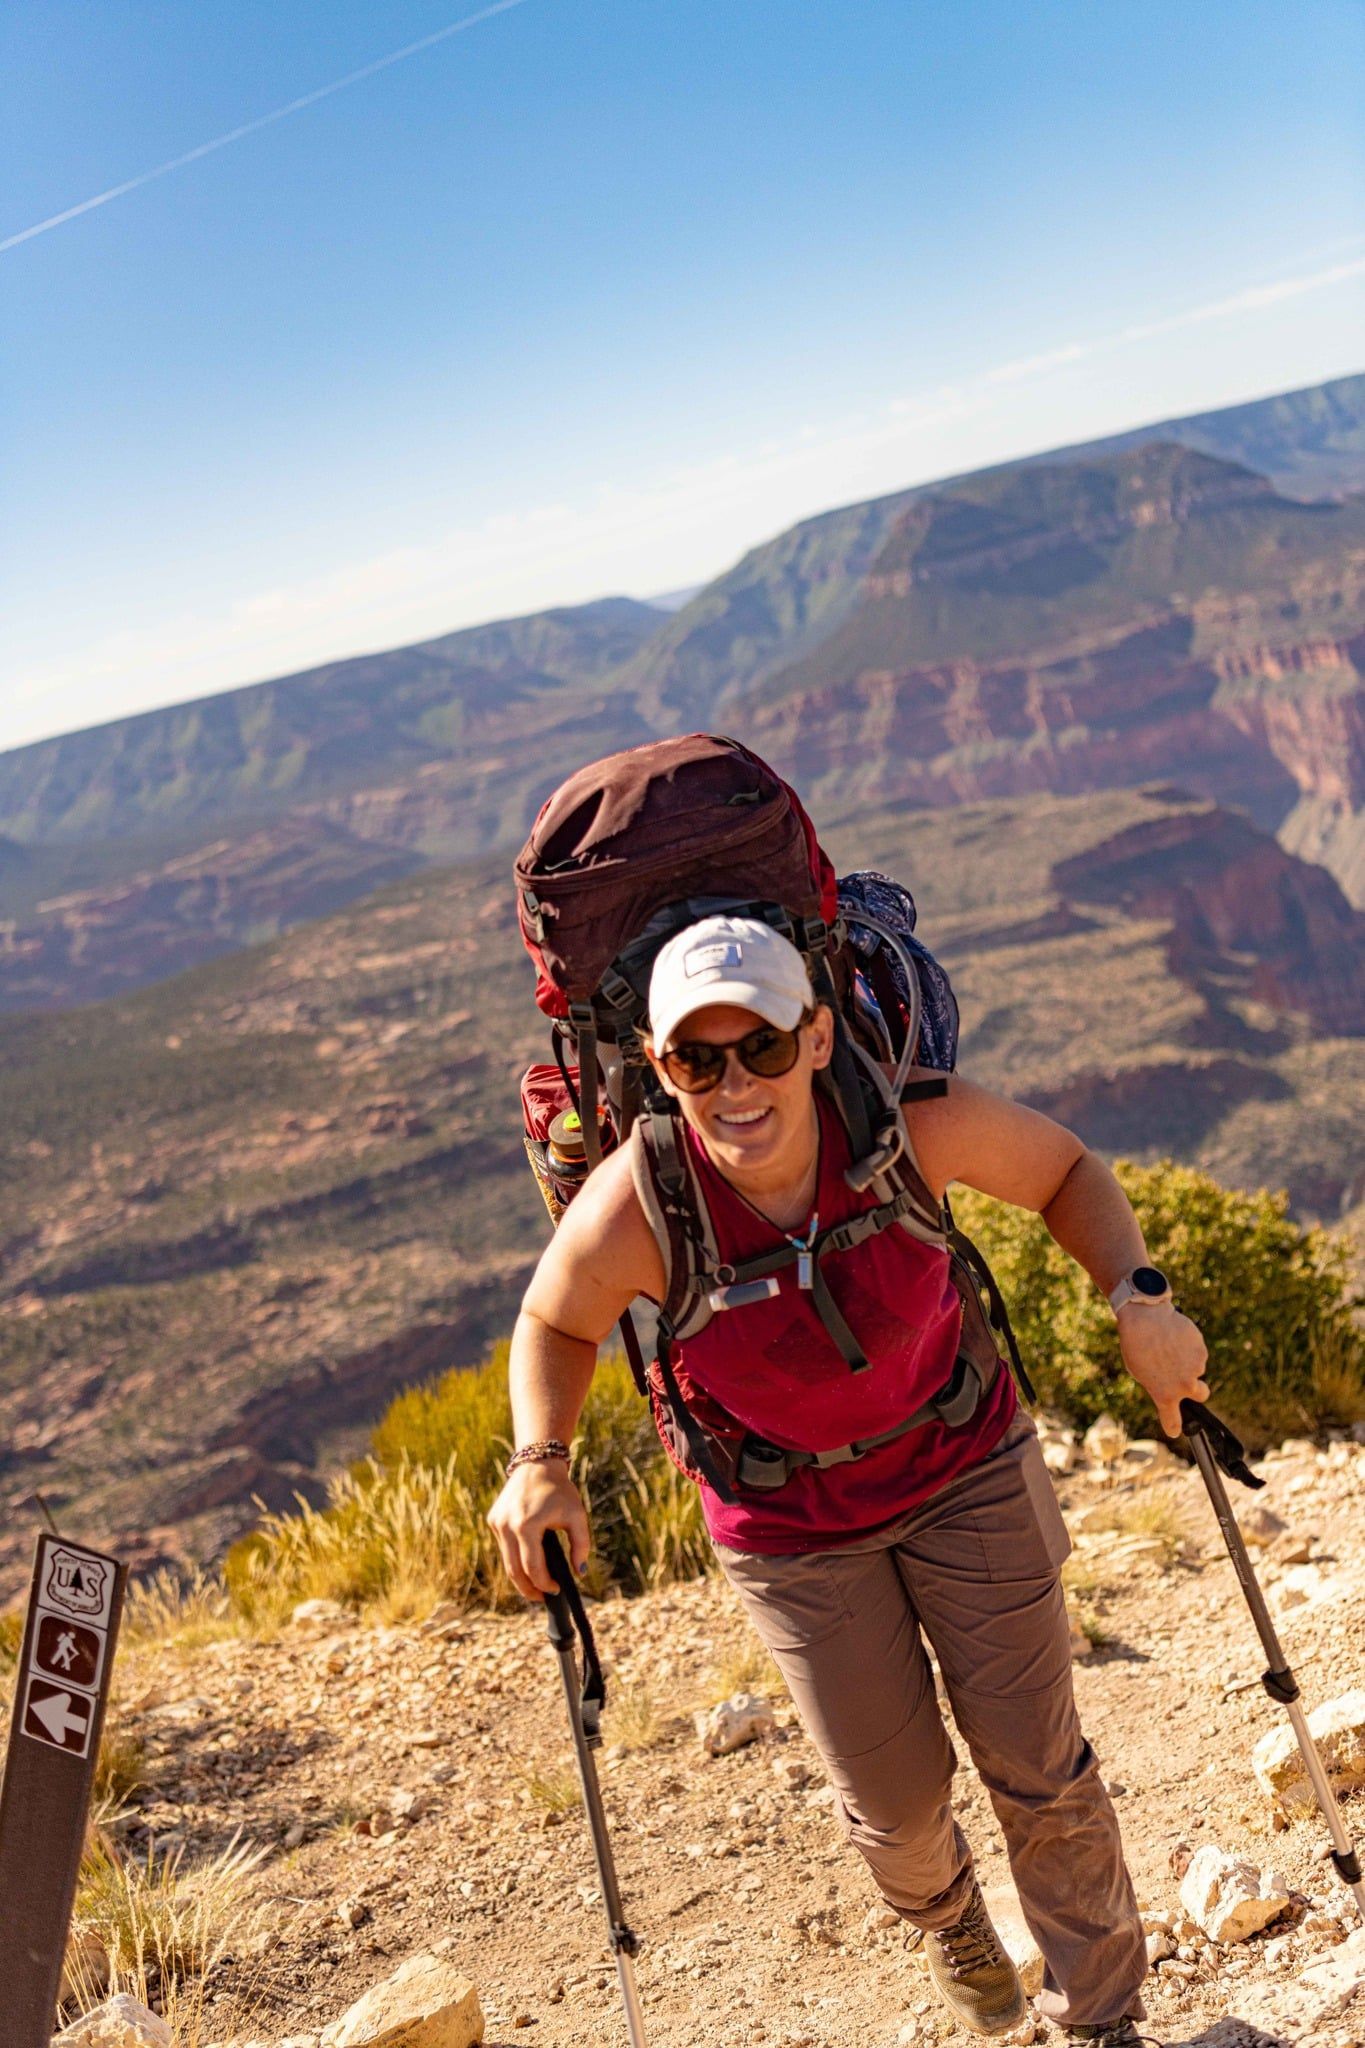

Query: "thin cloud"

xmin=0 ymin=0 xmax=532 ymax=256
xmin=985 ymin=342 xmax=1089 ymax=386
xmin=1119 ymin=256 xmax=1365 ymax=343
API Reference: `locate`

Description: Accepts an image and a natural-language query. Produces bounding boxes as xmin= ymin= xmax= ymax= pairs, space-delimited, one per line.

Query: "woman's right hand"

xmin=487 ymin=1459 xmax=592 ymax=1601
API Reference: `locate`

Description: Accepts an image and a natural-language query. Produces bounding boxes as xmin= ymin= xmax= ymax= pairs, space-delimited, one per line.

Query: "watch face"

xmin=1132 ymin=1266 xmax=1169 ymax=1298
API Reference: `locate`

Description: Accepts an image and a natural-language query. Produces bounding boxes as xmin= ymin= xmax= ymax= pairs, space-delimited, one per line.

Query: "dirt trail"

xmin=107 ymin=1430 xmax=1365 ymax=2048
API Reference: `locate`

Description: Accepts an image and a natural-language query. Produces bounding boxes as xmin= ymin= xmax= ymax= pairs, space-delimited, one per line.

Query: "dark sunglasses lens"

xmin=741 ymin=1026 xmax=801 ymax=1076
xmin=664 ymin=1043 xmax=726 ymax=1092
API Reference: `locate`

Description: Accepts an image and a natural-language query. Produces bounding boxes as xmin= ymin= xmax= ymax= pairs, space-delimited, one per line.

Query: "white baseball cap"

xmin=647 ymin=914 xmax=812 ymax=1050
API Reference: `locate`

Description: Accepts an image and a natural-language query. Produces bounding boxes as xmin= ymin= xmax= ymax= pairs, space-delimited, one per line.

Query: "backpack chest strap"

xmin=708 ymin=1187 xmax=923 ymax=1375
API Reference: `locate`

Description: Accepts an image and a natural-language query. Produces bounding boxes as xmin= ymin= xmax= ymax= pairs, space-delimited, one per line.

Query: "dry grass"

xmin=604 ymin=1454 xmax=713 ymax=1595
xmin=707 ymin=1637 xmax=787 ymax=1705
xmin=1060 ymin=1554 xmax=1100 ymax=1601
xmin=121 ymin=1568 xmax=242 ymax=1654
xmin=517 ymin=1763 xmax=582 ymax=1814
xmin=92 ymin=1720 xmax=146 ymax=1807
xmin=225 ymin=1453 xmax=498 ymax=1630
xmin=1088 ymin=1487 xmax=1191 ymax=1563
xmin=66 ymin=1818 xmax=272 ymax=2037
xmin=605 ymin=1682 xmax=672 ymax=1753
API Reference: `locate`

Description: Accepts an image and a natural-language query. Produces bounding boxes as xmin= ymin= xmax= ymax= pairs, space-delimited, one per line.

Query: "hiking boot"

xmin=920 ymin=1882 xmax=1028 ymax=2036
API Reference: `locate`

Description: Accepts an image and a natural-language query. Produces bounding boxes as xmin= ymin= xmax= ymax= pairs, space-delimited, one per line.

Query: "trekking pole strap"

xmin=1169 ymin=1397 xmax=1265 ymax=1490
xmin=542 ymin=1532 xmax=606 ymax=1743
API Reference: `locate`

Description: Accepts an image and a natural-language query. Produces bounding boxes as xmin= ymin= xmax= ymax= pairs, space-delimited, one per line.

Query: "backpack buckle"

xmin=522 ymin=890 xmax=547 ymax=943
xmin=736 ymin=1437 xmax=793 ymax=1489
xmin=933 ymin=1354 xmax=985 ymax=1430
xmin=811 ymin=1441 xmax=858 ymax=1467
xmin=598 ymin=967 xmax=639 ymax=1013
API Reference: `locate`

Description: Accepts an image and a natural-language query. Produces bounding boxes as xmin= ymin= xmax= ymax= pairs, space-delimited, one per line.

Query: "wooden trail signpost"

xmin=0 ymin=1533 xmax=126 ymax=2046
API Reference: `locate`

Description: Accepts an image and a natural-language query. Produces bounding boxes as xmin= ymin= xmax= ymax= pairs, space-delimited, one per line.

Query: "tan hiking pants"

xmin=712 ymin=1412 xmax=1148 ymax=2030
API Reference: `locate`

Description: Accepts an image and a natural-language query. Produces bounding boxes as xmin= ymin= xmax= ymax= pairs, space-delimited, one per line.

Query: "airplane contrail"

xmin=0 ymin=0 xmax=534 ymax=256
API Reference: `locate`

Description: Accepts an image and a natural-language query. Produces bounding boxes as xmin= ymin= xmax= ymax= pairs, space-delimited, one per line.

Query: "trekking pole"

xmin=1171 ymin=1398 xmax=1365 ymax=1924
xmin=540 ymin=1531 xmax=649 ymax=2046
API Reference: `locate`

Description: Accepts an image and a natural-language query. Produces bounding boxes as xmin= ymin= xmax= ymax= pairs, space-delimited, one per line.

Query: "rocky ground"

xmin=56 ymin=1426 xmax=1365 ymax=2048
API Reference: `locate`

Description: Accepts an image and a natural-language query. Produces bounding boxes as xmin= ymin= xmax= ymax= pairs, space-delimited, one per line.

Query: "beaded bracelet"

xmin=505 ymin=1438 xmax=572 ymax=1477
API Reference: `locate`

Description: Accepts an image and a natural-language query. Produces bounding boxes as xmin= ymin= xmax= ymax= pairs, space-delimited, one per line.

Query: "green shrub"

xmin=226 ymin=1342 xmax=709 ymax=1622
xmin=955 ymin=1159 xmax=1364 ymax=1446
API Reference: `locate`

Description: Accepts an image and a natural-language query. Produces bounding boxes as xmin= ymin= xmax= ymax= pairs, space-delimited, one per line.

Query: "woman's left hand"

xmin=1117 ymin=1304 xmax=1210 ymax=1438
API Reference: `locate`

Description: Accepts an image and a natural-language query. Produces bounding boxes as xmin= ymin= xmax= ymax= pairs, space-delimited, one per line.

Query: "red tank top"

xmin=654 ymin=1096 xmax=1016 ymax=1553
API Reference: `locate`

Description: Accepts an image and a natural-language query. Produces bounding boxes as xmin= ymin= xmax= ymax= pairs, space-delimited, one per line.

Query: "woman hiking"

xmin=488 ymin=911 xmax=1210 ymax=2045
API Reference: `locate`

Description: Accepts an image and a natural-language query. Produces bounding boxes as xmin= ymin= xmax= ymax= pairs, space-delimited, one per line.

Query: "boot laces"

xmin=935 ymin=1891 xmax=1005 ymax=1977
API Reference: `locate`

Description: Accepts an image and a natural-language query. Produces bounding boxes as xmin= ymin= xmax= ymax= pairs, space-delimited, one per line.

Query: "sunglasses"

xmin=660 ymin=1019 xmax=807 ymax=1094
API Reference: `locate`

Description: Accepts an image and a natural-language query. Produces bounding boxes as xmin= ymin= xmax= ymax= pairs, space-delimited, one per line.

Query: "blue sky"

xmin=2 ymin=0 xmax=1363 ymax=753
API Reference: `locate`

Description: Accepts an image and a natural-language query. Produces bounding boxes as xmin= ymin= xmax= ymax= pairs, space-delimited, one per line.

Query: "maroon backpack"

xmin=513 ymin=733 xmax=1030 ymax=1501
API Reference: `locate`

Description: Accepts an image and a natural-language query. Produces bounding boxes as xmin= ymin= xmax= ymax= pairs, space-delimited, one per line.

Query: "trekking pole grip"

xmin=541 ymin=1529 xmax=576 ymax=1652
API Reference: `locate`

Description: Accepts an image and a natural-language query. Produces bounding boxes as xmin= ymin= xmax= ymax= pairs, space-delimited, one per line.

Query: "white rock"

xmin=1083 ymin=1415 xmax=1128 ymax=1468
xmin=1179 ymin=1844 xmax=1292 ymax=1943
xmin=320 ymin=1951 xmax=484 ymax=2047
xmin=1039 ymin=1431 xmax=1076 ymax=1476
xmin=984 ymin=1897 xmax=1045 ymax=1996
xmin=1239 ymin=1926 xmax=1365 ymax=2036
xmin=771 ymin=1752 xmax=817 ymax=1791
xmin=864 ymin=1903 xmax=901 ymax=1933
xmin=292 ymin=1596 xmax=351 ymax=1632
xmin=1270 ymin=1563 xmax=1335 ymax=1613
xmin=696 ymin=1693 xmax=776 ymax=1756
xmin=1146 ymin=1930 xmax=1176 ymax=1965
xmin=52 ymin=1997 xmax=173 ymax=2047
xmin=1122 ymin=1438 xmax=1180 ymax=1480
xmin=1253 ymin=1690 xmax=1365 ymax=1810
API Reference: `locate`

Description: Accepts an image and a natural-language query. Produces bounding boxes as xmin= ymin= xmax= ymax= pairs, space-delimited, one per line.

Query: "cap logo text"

xmin=685 ymin=941 xmax=743 ymax=975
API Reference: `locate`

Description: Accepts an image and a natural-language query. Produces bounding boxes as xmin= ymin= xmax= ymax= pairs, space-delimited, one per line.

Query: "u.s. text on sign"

xmin=39 ymin=1545 xmax=115 ymax=1628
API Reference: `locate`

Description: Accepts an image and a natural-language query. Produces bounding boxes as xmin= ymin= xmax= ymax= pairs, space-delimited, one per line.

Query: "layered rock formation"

xmin=4 ymin=380 xmax=1365 ymax=1013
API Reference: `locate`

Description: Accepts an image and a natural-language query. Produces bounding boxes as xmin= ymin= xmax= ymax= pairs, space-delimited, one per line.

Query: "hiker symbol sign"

xmin=32 ymin=1613 xmax=104 ymax=1692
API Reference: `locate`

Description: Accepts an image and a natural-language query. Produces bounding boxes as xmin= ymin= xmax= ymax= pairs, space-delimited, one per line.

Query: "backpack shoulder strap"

xmin=628 ymin=1111 xmax=718 ymax=1341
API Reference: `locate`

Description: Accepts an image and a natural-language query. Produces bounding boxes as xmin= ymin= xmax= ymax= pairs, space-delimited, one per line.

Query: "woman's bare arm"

xmin=906 ymin=1075 xmax=1208 ymax=1434
xmin=489 ymin=1145 xmax=665 ymax=1599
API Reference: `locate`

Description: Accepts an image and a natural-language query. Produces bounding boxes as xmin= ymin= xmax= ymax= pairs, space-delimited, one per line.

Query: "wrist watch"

xmin=1108 ymin=1265 xmax=1173 ymax=1313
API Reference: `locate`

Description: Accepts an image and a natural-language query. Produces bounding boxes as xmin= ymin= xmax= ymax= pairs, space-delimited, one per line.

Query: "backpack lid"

xmin=515 ymin=733 xmax=836 ymax=1017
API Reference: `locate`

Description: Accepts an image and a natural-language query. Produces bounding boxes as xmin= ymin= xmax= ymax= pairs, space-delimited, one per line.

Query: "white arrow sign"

xmin=30 ymin=1689 xmax=89 ymax=1746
